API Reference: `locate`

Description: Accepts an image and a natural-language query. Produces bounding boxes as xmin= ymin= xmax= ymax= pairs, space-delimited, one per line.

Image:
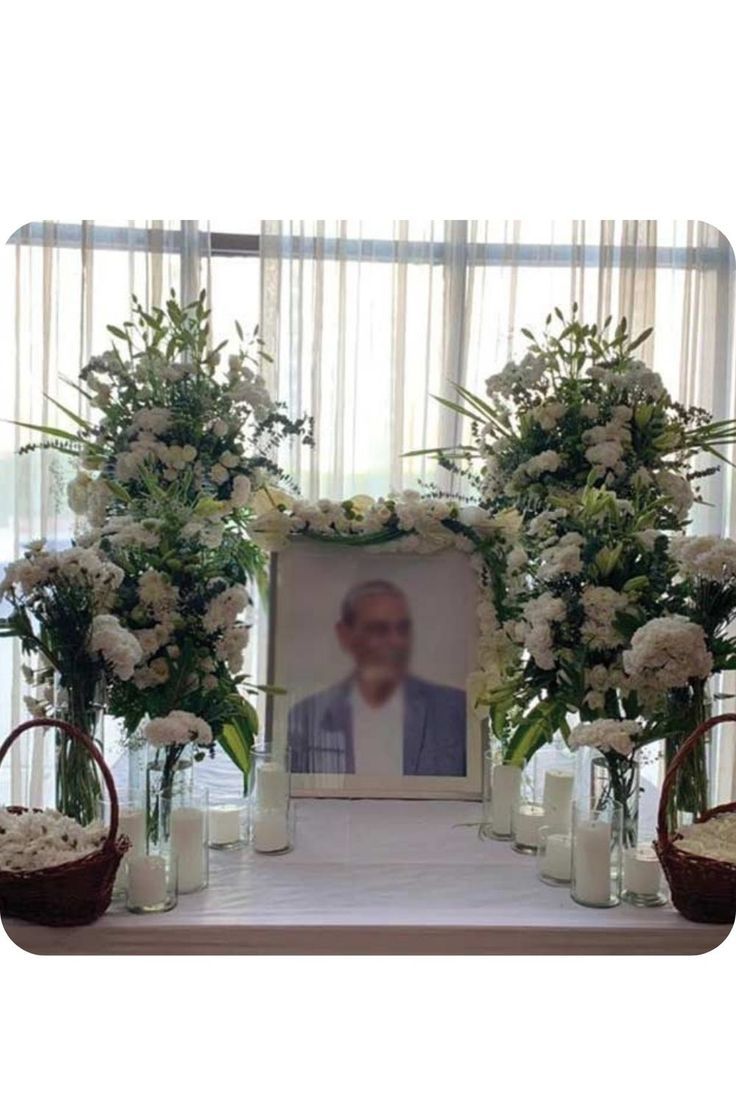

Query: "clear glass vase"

xmin=145 ymin=744 xmax=195 ymax=849
xmin=157 ymin=785 xmax=209 ymax=894
xmin=590 ymin=752 xmax=640 ymax=850
xmin=248 ymin=745 xmax=293 ymax=853
xmin=53 ymin=675 xmax=106 ymax=826
xmin=665 ymin=680 xmax=710 ymax=829
xmin=481 ymin=738 xmax=525 ymax=841
xmin=570 ymin=798 xmax=623 ymax=908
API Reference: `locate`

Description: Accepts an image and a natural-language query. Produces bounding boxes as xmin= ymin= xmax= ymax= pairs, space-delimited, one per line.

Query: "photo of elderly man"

xmin=288 ymin=579 xmax=466 ymax=776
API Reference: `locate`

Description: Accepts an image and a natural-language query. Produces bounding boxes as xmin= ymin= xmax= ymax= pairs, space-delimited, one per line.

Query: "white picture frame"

xmin=267 ymin=538 xmax=486 ymax=799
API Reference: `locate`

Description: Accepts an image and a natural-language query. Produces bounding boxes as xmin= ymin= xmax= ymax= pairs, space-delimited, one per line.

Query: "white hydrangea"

xmin=669 ymin=534 xmax=736 ymax=581
xmin=525 ymin=450 xmax=562 ymax=478
xmin=622 ymin=615 xmax=713 ymax=690
xmin=538 ymin=532 xmax=584 ymax=581
xmin=656 ymin=470 xmax=694 ymax=519
xmin=581 ymin=586 xmax=630 ymax=650
xmin=144 ymin=710 xmax=213 ymax=747
xmin=569 ymin=719 xmax=641 ymax=757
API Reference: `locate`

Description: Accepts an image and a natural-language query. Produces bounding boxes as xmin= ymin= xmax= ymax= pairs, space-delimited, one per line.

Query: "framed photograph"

xmin=267 ymin=539 xmax=484 ymax=798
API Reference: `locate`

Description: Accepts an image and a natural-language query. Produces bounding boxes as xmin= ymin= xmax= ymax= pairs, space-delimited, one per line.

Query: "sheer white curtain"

xmin=0 ymin=221 xmax=209 ymax=805
xmin=260 ymin=219 xmax=736 ymax=800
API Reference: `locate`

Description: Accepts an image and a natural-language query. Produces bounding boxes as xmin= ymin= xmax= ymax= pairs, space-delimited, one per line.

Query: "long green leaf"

xmin=44 ymin=394 xmax=92 ymax=432
xmin=4 ymin=419 xmax=80 ymax=442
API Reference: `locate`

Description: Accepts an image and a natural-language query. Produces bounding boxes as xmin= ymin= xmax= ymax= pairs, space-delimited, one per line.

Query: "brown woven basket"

xmin=655 ymin=713 xmax=736 ymax=925
xmin=0 ymin=718 xmax=129 ymax=927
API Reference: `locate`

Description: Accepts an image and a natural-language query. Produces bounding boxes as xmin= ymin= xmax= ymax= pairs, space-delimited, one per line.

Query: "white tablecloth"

xmin=3 ymin=800 xmax=732 ymax=954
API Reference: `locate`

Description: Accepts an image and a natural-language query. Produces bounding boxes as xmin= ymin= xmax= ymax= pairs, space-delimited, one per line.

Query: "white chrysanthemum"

xmin=203 ymin=585 xmax=249 ymax=633
xmin=88 ymin=614 xmax=143 ymax=680
xmin=144 ymin=710 xmax=213 ymax=747
xmin=0 ymin=807 xmax=107 ymax=873
xmin=520 ymin=592 xmax=566 ymax=670
xmin=569 ymin=719 xmax=641 ymax=757
xmin=623 ymin=615 xmax=713 ymax=690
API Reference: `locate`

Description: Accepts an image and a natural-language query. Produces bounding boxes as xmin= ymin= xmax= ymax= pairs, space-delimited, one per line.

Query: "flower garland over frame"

xmin=248 ymin=487 xmax=524 ymax=736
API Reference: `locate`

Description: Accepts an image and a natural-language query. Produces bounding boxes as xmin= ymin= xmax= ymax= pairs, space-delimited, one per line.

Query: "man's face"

xmin=336 ymin=592 xmax=412 ymax=686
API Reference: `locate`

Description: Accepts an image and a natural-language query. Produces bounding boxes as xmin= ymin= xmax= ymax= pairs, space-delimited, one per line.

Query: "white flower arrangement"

xmin=0 ymin=807 xmax=107 ymax=873
xmin=144 ymin=710 xmax=213 ymax=747
xmin=569 ymin=719 xmax=642 ymax=758
xmin=622 ymin=615 xmax=714 ymax=691
xmin=674 ymin=812 xmax=736 ymax=865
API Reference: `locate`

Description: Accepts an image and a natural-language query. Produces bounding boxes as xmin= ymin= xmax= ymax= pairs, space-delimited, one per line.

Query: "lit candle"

xmin=540 ymin=833 xmax=572 ymax=882
xmin=513 ymin=803 xmax=545 ymax=850
xmin=252 ymin=809 xmax=289 ymax=853
xmin=170 ymin=806 xmax=205 ymax=892
xmin=542 ymin=770 xmax=574 ymax=829
xmin=256 ymin=761 xmax=289 ymax=807
xmin=623 ymin=845 xmax=662 ymax=897
xmin=490 ymin=763 xmax=522 ymax=836
xmin=208 ymin=805 xmax=242 ymax=846
xmin=573 ymin=819 xmax=612 ymax=906
xmin=127 ymin=855 xmax=166 ymax=908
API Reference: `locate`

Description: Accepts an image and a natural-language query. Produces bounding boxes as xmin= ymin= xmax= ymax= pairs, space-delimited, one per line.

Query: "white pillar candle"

xmin=170 ymin=806 xmax=205 ymax=892
xmin=542 ymin=770 xmax=574 ymax=828
xmin=573 ymin=819 xmax=612 ymax=905
xmin=127 ymin=855 xmax=166 ymax=908
xmin=113 ymin=807 xmax=147 ymax=893
xmin=119 ymin=808 xmax=146 ymax=857
xmin=540 ymin=833 xmax=572 ymax=881
xmin=256 ymin=762 xmax=289 ymax=807
xmin=252 ymin=809 xmax=289 ymax=852
xmin=513 ymin=803 xmax=545 ymax=848
xmin=490 ymin=764 xmax=522 ymax=836
xmin=208 ymin=805 xmax=242 ymax=846
xmin=623 ymin=845 xmax=662 ymax=896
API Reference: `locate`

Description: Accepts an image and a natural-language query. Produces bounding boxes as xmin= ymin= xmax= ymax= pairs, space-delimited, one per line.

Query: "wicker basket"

xmin=655 ymin=713 xmax=736 ymax=925
xmin=0 ymin=718 xmax=129 ymax=927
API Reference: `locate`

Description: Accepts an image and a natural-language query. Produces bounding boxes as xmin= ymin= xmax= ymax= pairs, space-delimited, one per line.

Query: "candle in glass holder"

xmin=512 ymin=802 xmax=545 ymax=851
xmin=623 ymin=845 xmax=663 ymax=898
xmin=119 ymin=807 xmax=146 ymax=857
xmin=127 ymin=855 xmax=167 ymax=909
xmin=170 ymin=806 xmax=205 ymax=892
xmin=255 ymin=761 xmax=289 ymax=807
xmin=208 ymin=805 xmax=242 ymax=847
xmin=252 ymin=808 xmax=290 ymax=853
xmin=542 ymin=770 xmax=574 ymax=828
xmin=573 ymin=819 xmax=612 ymax=906
xmin=490 ymin=763 xmax=522 ymax=837
xmin=540 ymin=832 xmax=572 ymax=882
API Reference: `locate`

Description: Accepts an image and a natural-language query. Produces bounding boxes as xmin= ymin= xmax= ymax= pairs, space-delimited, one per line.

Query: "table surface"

xmin=3 ymin=800 xmax=733 ymax=955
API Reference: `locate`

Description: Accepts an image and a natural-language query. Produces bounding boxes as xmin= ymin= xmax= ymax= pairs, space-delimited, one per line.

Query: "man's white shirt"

xmin=351 ymin=682 xmax=405 ymax=776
